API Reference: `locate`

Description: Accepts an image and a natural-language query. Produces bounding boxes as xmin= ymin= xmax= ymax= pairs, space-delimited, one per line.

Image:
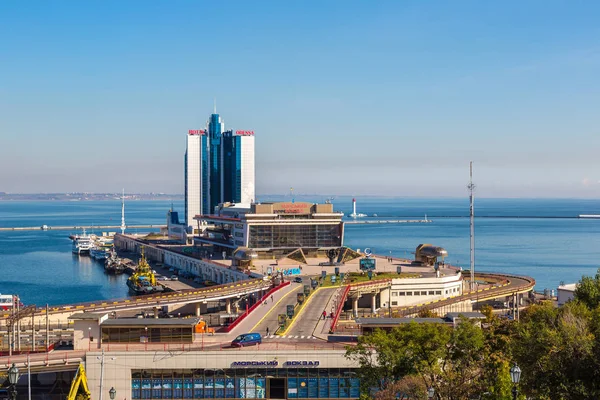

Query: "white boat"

xmin=72 ymin=229 xmax=92 ymax=254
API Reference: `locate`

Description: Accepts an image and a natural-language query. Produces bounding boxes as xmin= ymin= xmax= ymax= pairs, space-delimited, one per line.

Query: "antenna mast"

xmin=468 ymin=162 xmax=475 ymax=292
xmin=120 ymin=189 xmax=126 ymax=235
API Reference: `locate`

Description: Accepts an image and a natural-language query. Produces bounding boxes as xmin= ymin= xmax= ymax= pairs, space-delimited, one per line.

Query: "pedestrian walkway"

xmin=312 ymin=285 xmax=348 ymax=340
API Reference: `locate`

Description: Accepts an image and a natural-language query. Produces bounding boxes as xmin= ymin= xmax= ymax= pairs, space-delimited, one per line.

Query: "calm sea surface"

xmin=1 ymin=197 xmax=599 ymax=306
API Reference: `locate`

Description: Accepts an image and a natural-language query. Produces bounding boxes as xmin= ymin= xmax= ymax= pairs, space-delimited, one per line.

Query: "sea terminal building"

xmin=193 ymin=202 xmax=345 ymax=259
xmin=86 ymin=349 xmax=360 ymax=399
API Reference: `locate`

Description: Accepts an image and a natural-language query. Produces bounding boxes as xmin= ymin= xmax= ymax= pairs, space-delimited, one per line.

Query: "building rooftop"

xmin=69 ymin=312 xmax=108 ymax=321
xmin=445 ymin=312 xmax=486 ymax=320
xmin=101 ymin=318 xmax=200 ymax=327
xmin=558 ymin=283 xmax=578 ymax=292
xmin=355 ymin=317 xmax=446 ymax=325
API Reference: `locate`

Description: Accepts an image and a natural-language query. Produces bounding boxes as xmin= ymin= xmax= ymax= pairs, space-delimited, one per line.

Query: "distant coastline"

xmin=0 ymin=193 xmax=184 ymax=201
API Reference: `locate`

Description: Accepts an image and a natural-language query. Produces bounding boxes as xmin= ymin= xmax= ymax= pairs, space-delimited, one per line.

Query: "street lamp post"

xmin=109 ymin=387 xmax=116 ymax=400
xmin=7 ymin=363 xmax=19 ymax=400
xmin=510 ymin=363 xmax=521 ymax=400
xmin=427 ymin=386 xmax=435 ymax=399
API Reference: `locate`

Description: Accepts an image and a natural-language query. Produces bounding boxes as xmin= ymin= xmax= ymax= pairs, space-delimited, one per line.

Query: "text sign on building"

xmin=272 ymin=202 xmax=312 ymax=215
xmin=360 ymin=258 xmax=376 ymax=271
xmin=188 ymin=129 xmax=206 ymax=135
xmin=235 ymin=130 xmax=254 ymax=136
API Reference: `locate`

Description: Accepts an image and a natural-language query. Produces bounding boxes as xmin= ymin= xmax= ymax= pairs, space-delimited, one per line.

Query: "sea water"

xmin=0 ymin=197 xmax=598 ymax=306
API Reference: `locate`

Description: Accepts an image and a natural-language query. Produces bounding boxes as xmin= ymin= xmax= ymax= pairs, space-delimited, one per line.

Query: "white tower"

xmin=352 ymin=198 xmax=357 ymax=217
xmin=468 ymin=162 xmax=475 ymax=292
xmin=238 ymin=133 xmax=255 ymax=205
xmin=120 ymin=188 xmax=126 ymax=235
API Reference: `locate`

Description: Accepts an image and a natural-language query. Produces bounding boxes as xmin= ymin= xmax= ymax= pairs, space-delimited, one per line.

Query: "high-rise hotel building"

xmin=184 ymin=112 xmax=255 ymax=231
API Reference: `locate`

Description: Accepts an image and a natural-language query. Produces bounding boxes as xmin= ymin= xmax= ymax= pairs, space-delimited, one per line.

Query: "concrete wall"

xmin=114 ymin=235 xmax=250 ymax=284
xmin=85 ymin=349 xmax=357 ymax=400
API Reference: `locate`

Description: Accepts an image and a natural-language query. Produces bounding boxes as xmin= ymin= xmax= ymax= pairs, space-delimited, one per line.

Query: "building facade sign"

xmin=235 ymin=130 xmax=254 ymax=136
xmin=230 ymin=360 xmax=321 ymax=368
xmin=272 ymin=202 xmax=312 ymax=215
xmin=231 ymin=361 xmax=278 ymax=367
xmin=188 ymin=129 xmax=206 ymax=135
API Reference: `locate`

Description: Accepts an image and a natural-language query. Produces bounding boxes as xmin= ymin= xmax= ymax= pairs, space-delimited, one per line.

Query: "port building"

xmin=194 ymin=201 xmax=344 ymax=259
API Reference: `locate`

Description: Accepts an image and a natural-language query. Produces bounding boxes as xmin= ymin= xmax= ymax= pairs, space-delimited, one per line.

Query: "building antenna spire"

xmin=468 ymin=161 xmax=475 ymax=292
xmin=214 ymin=98 xmax=217 ymax=114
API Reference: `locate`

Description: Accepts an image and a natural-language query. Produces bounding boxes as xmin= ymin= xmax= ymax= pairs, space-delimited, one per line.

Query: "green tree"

xmin=574 ymin=268 xmax=600 ymax=309
xmin=346 ymin=319 xmax=492 ymax=399
xmin=512 ymin=301 xmax=596 ymax=399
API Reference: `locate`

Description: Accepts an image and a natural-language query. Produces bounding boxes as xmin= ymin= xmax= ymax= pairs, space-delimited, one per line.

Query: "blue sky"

xmin=1 ymin=1 xmax=600 ymax=197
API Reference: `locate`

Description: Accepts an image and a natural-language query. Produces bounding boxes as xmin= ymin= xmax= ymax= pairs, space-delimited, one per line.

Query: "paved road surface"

xmin=286 ymin=287 xmax=336 ymax=338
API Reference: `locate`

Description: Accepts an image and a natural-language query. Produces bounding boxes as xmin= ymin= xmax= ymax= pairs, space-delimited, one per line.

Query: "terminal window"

xmin=398 ymin=292 xmax=406 ymax=296
xmin=131 ymin=368 xmax=360 ymax=399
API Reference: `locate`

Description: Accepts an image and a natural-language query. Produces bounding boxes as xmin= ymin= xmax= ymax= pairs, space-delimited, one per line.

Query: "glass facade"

xmin=131 ymin=368 xmax=359 ymax=399
xmin=248 ymin=224 xmax=342 ymax=249
xmin=208 ymin=114 xmax=223 ymax=213
xmin=222 ymin=132 xmax=242 ymax=204
xmin=101 ymin=326 xmax=194 ymax=343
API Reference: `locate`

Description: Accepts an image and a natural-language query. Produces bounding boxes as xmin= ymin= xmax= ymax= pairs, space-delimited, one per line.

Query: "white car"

xmin=170 ymin=275 xmax=179 ymax=281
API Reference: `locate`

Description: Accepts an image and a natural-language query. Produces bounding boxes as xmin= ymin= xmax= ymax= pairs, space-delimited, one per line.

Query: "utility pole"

xmin=468 ymin=162 xmax=476 ymax=292
xmin=28 ymin=353 xmax=31 ymax=400
xmin=99 ymin=349 xmax=105 ymax=400
xmin=98 ymin=348 xmax=116 ymax=400
xmin=45 ymin=304 xmax=49 ymax=352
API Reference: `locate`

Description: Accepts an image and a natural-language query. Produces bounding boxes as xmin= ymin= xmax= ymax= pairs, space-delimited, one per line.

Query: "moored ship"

xmin=71 ymin=229 xmax=92 ymax=254
xmin=126 ymin=248 xmax=164 ymax=295
xmin=104 ymin=250 xmax=126 ymax=274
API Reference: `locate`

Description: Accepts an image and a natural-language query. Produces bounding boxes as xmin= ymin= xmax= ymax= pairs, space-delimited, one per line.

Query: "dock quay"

xmin=345 ymin=219 xmax=431 ymax=224
xmin=0 ymin=224 xmax=166 ymax=231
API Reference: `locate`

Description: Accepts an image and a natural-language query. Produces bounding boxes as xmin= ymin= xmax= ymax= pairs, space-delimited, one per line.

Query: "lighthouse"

xmin=349 ymin=198 xmax=366 ymax=218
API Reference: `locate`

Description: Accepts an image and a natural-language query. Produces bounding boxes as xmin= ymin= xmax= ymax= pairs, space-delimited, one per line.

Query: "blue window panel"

xmin=193 ymin=378 xmax=203 ymax=399
xmin=225 ymin=377 xmax=236 ymax=398
xmin=256 ymin=378 xmax=266 ymax=399
xmin=183 ymin=379 xmax=193 ymax=399
xmin=152 ymin=379 xmax=162 ymax=398
xmin=131 ymin=379 xmax=141 ymax=399
xmin=215 ymin=377 xmax=225 ymax=398
xmin=308 ymin=378 xmax=319 ymax=398
xmin=349 ymin=378 xmax=360 ymax=398
xmin=204 ymin=378 xmax=214 ymax=398
xmin=298 ymin=378 xmax=308 ymax=398
xmin=288 ymin=377 xmax=298 ymax=399
xmin=141 ymin=379 xmax=152 ymax=399
xmin=318 ymin=378 xmax=329 ymax=398
xmin=329 ymin=378 xmax=339 ymax=398
xmin=173 ymin=378 xmax=183 ymax=398
xmin=162 ymin=379 xmax=172 ymax=399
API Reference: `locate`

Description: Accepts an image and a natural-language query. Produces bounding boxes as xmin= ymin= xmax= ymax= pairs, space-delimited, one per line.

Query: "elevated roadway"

xmin=391 ymin=272 xmax=535 ymax=317
xmin=0 ymin=279 xmax=273 ymax=321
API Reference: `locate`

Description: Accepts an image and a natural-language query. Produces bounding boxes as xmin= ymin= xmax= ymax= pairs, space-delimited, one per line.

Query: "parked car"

xmin=231 ymin=333 xmax=262 ymax=347
xmin=170 ymin=275 xmax=179 ymax=281
xmin=293 ymin=277 xmax=303 ymax=283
